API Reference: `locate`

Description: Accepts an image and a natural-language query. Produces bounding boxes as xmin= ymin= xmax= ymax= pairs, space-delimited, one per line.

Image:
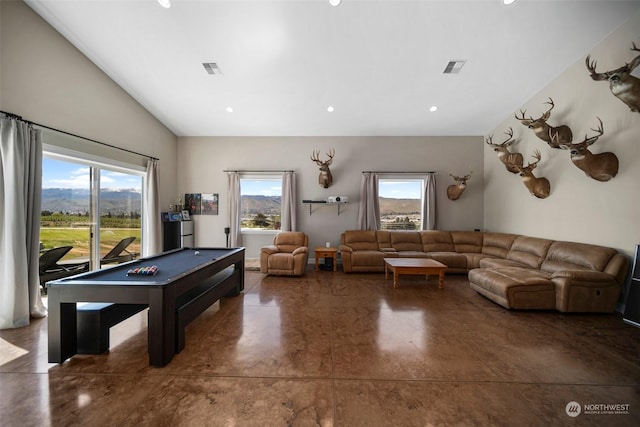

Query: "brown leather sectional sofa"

xmin=339 ymin=230 xmax=629 ymax=313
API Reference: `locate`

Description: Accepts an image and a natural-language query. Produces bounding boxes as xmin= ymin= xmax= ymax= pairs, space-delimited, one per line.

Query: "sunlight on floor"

xmin=0 ymin=337 xmax=29 ymax=366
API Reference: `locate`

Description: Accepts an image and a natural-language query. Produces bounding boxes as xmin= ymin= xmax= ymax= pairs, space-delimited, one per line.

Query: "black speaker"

xmin=623 ymin=245 xmax=640 ymax=327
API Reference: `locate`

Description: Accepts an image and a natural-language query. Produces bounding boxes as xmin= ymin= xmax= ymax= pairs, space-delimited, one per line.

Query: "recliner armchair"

xmin=260 ymin=232 xmax=309 ymax=276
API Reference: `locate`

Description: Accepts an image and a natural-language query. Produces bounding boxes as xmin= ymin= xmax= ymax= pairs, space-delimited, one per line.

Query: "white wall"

xmin=484 ymin=8 xmax=640 ymax=263
xmin=0 ymin=0 xmax=177 ymax=212
xmin=177 ymin=136 xmax=484 ymax=258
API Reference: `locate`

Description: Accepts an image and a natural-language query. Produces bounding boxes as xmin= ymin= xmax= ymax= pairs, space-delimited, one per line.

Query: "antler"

xmin=485 ymin=134 xmax=495 ymax=147
xmin=585 ymin=55 xmax=598 ymax=75
xmin=311 ymin=149 xmax=335 ymax=165
xmin=325 ymin=148 xmax=335 ymax=165
xmin=501 ymin=128 xmax=514 ymax=145
xmin=310 ymin=150 xmax=322 ymax=164
xmin=541 ymin=97 xmax=555 ymax=120
xmin=529 ymin=150 xmax=542 ymax=168
xmin=584 ymin=117 xmax=604 ymax=146
xmin=629 ymin=41 xmax=640 ymax=71
xmin=450 ymin=169 xmax=472 ymax=182
xmin=514 ymin=109 xmax=533 ymax=124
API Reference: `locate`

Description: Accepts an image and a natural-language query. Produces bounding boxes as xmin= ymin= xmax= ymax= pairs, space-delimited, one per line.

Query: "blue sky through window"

xmin=42 ymin=158 xmax=141 ymax=190
xmin=238 ymin=178 xmax=421 ymax=199
xmin=379 ymin=180 xmax=422 ymax=199
xmin=240 ymin=179 xmax=282 ymax=197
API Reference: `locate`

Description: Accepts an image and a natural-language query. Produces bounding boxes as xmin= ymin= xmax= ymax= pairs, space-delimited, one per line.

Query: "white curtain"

xmin=0 ymin=118 xmax=47 ymax=329
xmin=143 ymin=159 xmax=161 ymax=256
xmin=422 ymin=173 xmax=438 ymax=230
xmin=357 ymin=172 xmax=381 ymax=230
xmin=281 ymin=171 xmax=297 ymax=231
xmin=227 ymin=172 xmax=242 ymax=247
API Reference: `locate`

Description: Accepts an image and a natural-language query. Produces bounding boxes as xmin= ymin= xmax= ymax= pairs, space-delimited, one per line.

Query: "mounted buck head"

xmin=515 ymin=97 xmax=573 ymax=148
xmin=447 ymin=169 xmax=472 ymax=201
xmin=586 ymin=42 xmax=640 ymax=113
xmin=559 ymin=117 xmax=619 ymax=182
xmin=515 ymin=150 xmax=550 ymax=199
xmin=310 ymin=148 xmax=335 ymax=188
xmin=485 ymin=127 xmax=523 ymax=174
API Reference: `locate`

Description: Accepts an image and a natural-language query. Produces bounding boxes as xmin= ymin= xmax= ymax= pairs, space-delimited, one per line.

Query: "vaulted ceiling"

xmin=25 ymin=0 xmax=640 ymax=136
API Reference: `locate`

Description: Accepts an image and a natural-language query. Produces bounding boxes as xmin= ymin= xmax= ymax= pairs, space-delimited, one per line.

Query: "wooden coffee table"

xmin=384 ymin=258 xmax=447 ymax=289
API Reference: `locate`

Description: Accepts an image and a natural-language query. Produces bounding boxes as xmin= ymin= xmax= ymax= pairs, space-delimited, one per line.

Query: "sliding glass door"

xmin=41 ymin=155 xmax=142 ymax=269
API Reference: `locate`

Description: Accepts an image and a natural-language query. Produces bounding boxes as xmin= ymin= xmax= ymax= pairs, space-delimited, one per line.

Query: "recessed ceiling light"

xmin=329 ymin=0 xmax=342 ymax=6
xmin=503 ymin=0 xmax=516 ymax=5
xmin=225 ymin=107 xmax=234 ymax=113
xmin=327 ymin=106 xmax=335 ymax=113
xmin=158 ymin=0 xmax=171 ymax=9
xmin=429 ymin=106 xmax=438 ymax=112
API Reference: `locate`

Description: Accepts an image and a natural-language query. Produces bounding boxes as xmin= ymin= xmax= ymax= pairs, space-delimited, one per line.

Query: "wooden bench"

xmin=76 ymin=303 xmax=148 ymax=354
xmin=175 ymin=266 xmax=241 ymax=353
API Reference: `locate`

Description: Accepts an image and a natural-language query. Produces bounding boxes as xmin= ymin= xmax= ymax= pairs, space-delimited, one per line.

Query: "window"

xmin=378 ymin=178 xmax=423 ymax=230
xmin=240 ymin=177 xmax=282 ymax=231
xmin=41 ymin=155 xmax=143 ymax=268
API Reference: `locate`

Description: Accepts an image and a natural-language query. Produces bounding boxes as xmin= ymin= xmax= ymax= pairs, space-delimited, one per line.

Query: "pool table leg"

xmin=148 ymin=288 xmax=176 ymax=367
xmin=48 ymin=297 xmax=77 ymax=364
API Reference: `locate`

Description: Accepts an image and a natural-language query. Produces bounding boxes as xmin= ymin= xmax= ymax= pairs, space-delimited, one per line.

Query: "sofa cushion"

xmin=419 ymin=231 xmax=455 ymax=252
xmin=397 ymin=251 xmax=430 ymax=258
xmin=451 ymin=231 xmax=483 ymax=253
xmin=274 ymin=232 xmax=307 ymax=253
xmin=482 ymin=232 xmax=517 ymax=258
xmin=541 ymin=241 xmax=617 ymax=274
xmin=505 ymin=236 xmax=553 ymax=269
xmin=352 ymin=250 xmax=390 ymax=266
xmin=376 ymin=230 xmax=392 ymax=250
xmin=390 ymin=231 xmax=423 ymax=252
xmin=469 ymin=267 xmax=555 ymax=310
xmin=268 ymin=253 xmax=294 ymax=270
xmin=479 ymin=257 xmax=531 ymax=269
xmin=428 ymin=252 xmax=467 ymax=269
xmin=343 ymin=230 xmax=379 ymax=251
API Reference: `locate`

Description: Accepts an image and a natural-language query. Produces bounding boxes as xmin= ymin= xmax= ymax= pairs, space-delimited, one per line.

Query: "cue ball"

xmin=194 ymin=251 xmax=200 ymax=255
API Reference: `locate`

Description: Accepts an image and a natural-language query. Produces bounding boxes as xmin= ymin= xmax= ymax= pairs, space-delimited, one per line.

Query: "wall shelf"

xmin=302 ymin=200 xmax=348 ymax=216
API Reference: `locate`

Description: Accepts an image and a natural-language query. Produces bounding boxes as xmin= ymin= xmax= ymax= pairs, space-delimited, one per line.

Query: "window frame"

xmin=239 ymin=174 xmax=283 ymax=234
xmin=42 ymin=149 xmax=145 ymax=268
xmin=378 ymin=177 xmax=425 ymax=231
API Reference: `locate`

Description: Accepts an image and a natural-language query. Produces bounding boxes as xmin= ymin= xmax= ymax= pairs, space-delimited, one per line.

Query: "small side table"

xmin=315 ymin=247 xmax=338 ymax=272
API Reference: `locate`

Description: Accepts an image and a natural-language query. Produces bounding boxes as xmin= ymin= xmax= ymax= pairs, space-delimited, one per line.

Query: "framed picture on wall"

xmin=185 ymin=193 xmax=201 ymax=215
xmin=202 ymin=193 xmax=219 ymax=215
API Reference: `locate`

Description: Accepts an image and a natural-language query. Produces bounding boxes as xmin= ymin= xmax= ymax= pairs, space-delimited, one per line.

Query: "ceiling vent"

xmin=202 ymin=63 xmax=223 ymax=75
xmin=443 ymin=60 xmax=466 ymax=74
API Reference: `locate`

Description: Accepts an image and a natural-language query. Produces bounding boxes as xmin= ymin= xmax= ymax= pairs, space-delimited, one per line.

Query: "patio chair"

xmin=39 ymin=246 xmax=90 ymax=293
xmin=100 ymin=236 xmax=140 ymax=266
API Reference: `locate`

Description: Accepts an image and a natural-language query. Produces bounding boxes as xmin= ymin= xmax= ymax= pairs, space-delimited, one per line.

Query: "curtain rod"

xmin=1 ymin=110 xmax=159 ymax=161
xmin=224 ymin=169 xmax=294 ymax=173
xmin=362 ymin=171 xmax=436 ymax=174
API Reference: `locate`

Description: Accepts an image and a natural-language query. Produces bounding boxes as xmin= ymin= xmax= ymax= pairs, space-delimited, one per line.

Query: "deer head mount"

xmin=515 ymin=98 xmax=573 ymax=148
xmin=586 ymin=42 xmax=640 ymax=113
xmin=485 ymin=127 xmax=523 ymax=174
xmin=559 ymin=117 xmax=619 ymax=182
xmin=447 ymin=169 xmax=472 ymax=201
xmin=514 ymin=150 xmax=550 ymax=199
xmin=310 ymin=148 xmax=335 ymax=189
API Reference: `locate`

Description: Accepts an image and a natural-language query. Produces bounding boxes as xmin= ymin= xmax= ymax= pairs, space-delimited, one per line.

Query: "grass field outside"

xmin=40 ymin=227 xmax=141 ymax=261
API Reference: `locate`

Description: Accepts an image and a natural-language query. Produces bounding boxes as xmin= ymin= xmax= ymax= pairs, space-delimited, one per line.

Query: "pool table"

xmin=47 ymin=247 xmax=245 ymax=367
